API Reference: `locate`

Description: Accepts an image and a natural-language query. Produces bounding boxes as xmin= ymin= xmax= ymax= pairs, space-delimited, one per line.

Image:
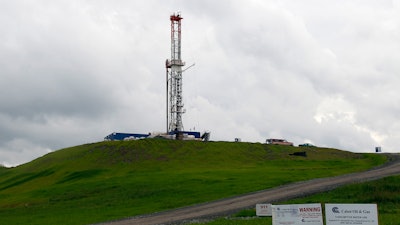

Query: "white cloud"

xmin=0 ymin=138 xmax=52 ymax=167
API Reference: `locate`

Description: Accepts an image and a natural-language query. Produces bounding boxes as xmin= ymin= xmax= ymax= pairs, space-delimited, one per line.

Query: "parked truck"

xmin=266 ymin=138 xmax=293 ymax=146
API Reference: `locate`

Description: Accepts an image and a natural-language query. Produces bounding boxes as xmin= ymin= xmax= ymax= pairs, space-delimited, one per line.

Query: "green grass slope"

xmin=0 ymin=139 xmax=386 ymax=225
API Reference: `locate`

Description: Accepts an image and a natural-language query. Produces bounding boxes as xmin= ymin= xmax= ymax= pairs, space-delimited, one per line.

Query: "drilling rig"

xmin=165 ymin=12 xmax=209 ymax=141
xmin=104 ymin=12 xmax=210 ymax=141
xmin=166 ymin=12 xmax=185 ymax=134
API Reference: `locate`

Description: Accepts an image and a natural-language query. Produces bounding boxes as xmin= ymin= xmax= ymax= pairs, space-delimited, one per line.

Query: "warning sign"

xmin=272 ymin=203 xmax=323 ymax=225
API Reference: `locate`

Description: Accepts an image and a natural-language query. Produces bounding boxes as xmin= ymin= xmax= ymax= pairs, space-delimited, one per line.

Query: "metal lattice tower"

xmin=166 ymin=12 xmax=185 ymax=133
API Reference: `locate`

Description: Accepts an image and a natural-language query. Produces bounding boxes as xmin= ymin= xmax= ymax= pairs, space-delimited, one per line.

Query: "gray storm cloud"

xmin=1 ymin=0 xmax=399 ymax=166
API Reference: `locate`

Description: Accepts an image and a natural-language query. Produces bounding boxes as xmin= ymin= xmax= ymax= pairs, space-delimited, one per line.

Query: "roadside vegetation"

xmin=0 ymin=139 xmax=387 ymax=225
xmin=194 ymin=175 xmax=400 ymax=225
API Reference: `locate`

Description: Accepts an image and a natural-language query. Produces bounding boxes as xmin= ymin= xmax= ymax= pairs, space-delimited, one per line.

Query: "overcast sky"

xmin=1 ymin=0 xmax=400 ymax=166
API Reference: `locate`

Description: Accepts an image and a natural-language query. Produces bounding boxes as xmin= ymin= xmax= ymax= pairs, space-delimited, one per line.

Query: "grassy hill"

xmin=0 ymin=139 xmax=386 ymax=225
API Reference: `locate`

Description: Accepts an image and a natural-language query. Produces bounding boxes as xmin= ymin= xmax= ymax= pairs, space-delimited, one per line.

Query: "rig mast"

xmin=166 ymin=12 xmax=185 ymax=133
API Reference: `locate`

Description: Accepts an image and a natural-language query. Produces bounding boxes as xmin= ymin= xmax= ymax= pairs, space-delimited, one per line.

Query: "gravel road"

xmin=98 ymin=154 xmax=400 ymax=225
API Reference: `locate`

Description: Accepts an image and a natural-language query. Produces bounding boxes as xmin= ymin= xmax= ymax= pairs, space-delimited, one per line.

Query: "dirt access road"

xmin=99 ymin=154 xmax=400 ymax=225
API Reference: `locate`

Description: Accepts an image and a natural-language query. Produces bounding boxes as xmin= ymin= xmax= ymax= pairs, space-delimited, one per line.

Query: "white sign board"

xmin=272 ymin=203 xmax=323 ymax=225
xmin=256 ymin=204 xmax=272 ymax=216
xmin=325 ymin=204 xmax=378 ymax=225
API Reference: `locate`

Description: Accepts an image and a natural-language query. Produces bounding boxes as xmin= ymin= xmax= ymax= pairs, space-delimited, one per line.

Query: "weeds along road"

xmin=98 ymin=154 xmax=400 ymax=225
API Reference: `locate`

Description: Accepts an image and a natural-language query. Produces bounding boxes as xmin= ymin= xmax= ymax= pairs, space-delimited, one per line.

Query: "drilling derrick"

xmin=103 ymin=12 xmax=209 ymax=142
xmin=166 ymin=12 xmax=185 ymax=133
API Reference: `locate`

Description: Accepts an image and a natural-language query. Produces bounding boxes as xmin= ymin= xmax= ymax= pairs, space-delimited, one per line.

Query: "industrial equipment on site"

xmin=105 ymin=12 xmax=210 ymax=141
xmin=166 ymin=12 xmax=185 ymax=134
xmin=266 ymin=139 xmax=293 ymax=146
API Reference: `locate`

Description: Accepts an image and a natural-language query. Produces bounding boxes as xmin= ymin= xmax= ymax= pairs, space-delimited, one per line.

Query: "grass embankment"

xmin=195 ymin=175 xmax=400 ymax=225
xmin=0 ymin=139 xmax=386 ymax=225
